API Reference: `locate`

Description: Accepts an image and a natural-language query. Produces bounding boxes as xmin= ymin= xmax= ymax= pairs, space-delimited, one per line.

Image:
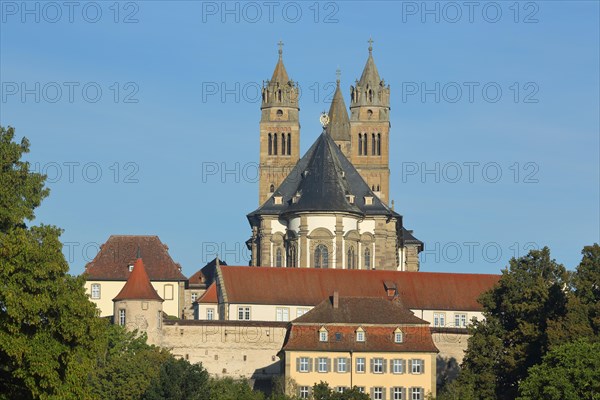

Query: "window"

xmin=164 ymin=284 xmax=174 ymax=300
xmin=118 ymin=309 xmax=126 ymax=326
xmin=337 ymin=358 xmax=347 ymax=373
xmin=373 ymin=387 xmax=384 ymax=400
xmin=317 ymin=357 xmax=328 ymax=373
xmin=347 ymin=246 xmax=355 ymax=269
xmin=268 ymin=133 xmax=272 ymax=155
xmin=128 ymin=264 xmax=134 ymax=272
xmin=269 ymin=184 xmax=275 ymax=193
xmin=364 ymin=247 xmax=371 ymax=269
xmin=298 ymin=357 xmax=309 ymax=372
xmin=319 ymin=328 xmax=328 ymax=342
xmin=296 ymin=308 xmax=309 ymax=318
xmin=287 ymin=243 xmax=297 ymax=268
xmin=363 ymin=133 xmax=368 ymax=155
xmin=455 ymin=313 xmax=467 ymax=328
xmin=238 ymin=306 xmax=250 ymax=321
xmin=377 ymin=133 xmax=381 ymax=155
xmin=191 ymin=292 xmax=198 ymax=302
xmin=91 ymin=283 xmax=101 ymax=299
xmin=336 ymin=387 xmax=347 ymax=393
xmin=357 ymin=387 xmax=365 ymax=393
xmin=157 ymin=311 xmax=162 ymax=328
xmin=275 ymin=248 xmax=283 ymax=267
xmin=287 ymin=133 xmax=291 ymax=155
xmin=372 ymin=357 xmax=384 ymax=373
xmin=276 ymin=307 xmax=289 ymax=322
xmin=273 ymin=133 xmax=278 ymax=155
xmin=299 ymin=386 xmax=309 ymax=399
xmin=434 ymin=312 xmax=446 ymax=327
xmin=411 ymin=359 xmax=424 ymax=374
xmin=411 ymin=388 xmax=423 ymax=400
xmin=395 ymin=330 xmax=404 ymax=343
xmin=392 ymin=359 xmax=405 ymax=374
xmin=356 ymin=357 xmax=365 ymax=373
xmin=356 ymin=330 xmax=365 ymax=342
xmin=372 ymin=133 xmax=376 ymax=155
xmin=393 ymin=387 xmax=405 ymax=400
xmin=314 ymin=244 xmax=328 ymax=268
xmin=206 ymin=308 xmax=214 ymax=320
xmin=281 ymin=133 xmax=286 ymax=155
xmin=358 ymin=133 xmax=363 ymax=155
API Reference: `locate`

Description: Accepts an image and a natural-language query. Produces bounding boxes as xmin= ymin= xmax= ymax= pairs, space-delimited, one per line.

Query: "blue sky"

xmin=1 ymin=1 xmax=598 ymax=277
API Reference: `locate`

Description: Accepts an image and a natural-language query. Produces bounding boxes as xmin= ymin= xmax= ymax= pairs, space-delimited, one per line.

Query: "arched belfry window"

xmin=287 ymin=243 xmax=297 ymax=268
xmin=268 ymin=133 xmax=273 ymax=155
xmin=372 ymin=133 xmax=376 ymax=155
xmin=287 ymin=133 xmax=291 ymax=155
xmin=273 ymin=133 xmax=278 ymax=155
xmin=281 ymin=133 xmax=286 ymax=156
xmin=269 ymin=184 xmax=275 ymax=193
xmin=275 ymin=248 xmax=283 ymax=267
xmin=364 ymin=247 xmax=371 ymax=270
xmin=363 ymin=134 xmax=368 ymax=155
xmin=315 ymin=244 xmax=328 ymax=269
xmin=358 ymin=134 xmax=363 ymax=155
xmin=377 ymin=133 xmax=381 ymax=155
xmin=347 ymin=246 xmax=356 ymax=269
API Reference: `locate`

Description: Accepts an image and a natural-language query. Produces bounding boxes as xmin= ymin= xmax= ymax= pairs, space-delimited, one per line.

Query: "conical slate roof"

xmin=248 ymin=130 xmax=397 ymax=218
xmin=326 ymin=80 xmax=350 ymax=141
xmin=358 ymin=48 xmax=381 ymax=87
xmin=270 ymin=52 xmax=289 ymax=83
xmin=113 ymin=258 xmax=163 ymax=302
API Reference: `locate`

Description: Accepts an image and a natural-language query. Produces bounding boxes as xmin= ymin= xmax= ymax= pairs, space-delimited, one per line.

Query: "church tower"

xmin=349 ymin=39 xmax=391 ymax=204
xmin=258 ymin=41 xmax=300 ymax=205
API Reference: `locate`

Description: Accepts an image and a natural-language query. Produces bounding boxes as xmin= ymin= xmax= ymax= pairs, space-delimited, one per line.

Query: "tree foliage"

xmin=312 ymin=381 xmax=371 ymax=400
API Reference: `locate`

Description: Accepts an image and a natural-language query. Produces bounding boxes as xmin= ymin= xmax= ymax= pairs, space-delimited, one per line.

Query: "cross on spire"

xmin=368 ymin=37 xmax=374 ymax=53
xmin=278 ymin=40 xmax=284 ymax=57
xmin=336 ymin=68 xmax=341 ymax=84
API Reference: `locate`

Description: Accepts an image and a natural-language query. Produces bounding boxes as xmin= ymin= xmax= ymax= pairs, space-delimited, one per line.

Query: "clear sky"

xmin=1 ymin=1 xmax=598 ymax=277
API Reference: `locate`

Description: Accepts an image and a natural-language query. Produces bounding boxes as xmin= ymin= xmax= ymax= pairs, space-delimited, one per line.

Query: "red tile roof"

xmin=188 ymin=258 xmax=226 ymax=287
xmin=84 ymin=235 xmax=187 ymax=281
xmin=197 ymin=283 xmax=218 ymax=304
xmin=282 ymin=325 xmax=438 ymax=353
xmin=113 ymin=258 xmax=163 ymax=302
xmin=219 ymin=266 xmax=499 ymax=311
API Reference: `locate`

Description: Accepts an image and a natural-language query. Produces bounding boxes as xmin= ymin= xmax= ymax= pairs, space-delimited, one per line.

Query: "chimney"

xmin=333 ymin=291 xmax=339 ymax=309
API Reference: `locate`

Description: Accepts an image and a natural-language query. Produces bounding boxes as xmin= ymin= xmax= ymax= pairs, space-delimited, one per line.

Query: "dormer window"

xmin=394 ymin=328 xmax=403 ymax=343
xmin=364 ymin=196 xmax=373 ymax=205
xmin=346 ymin=194 xmax=355 ymax=204
xmin=356 ymin=327 xmax=365 ymax=342
xmin=128 ymin=264 xmax=134 ymax=272
xmin=274 ymin=195 xmax=283 ymax=205
xmin=319 ymin=326 xmax=328 ymax=342
xmin=292 ymin=192 xmax=301 ymax=204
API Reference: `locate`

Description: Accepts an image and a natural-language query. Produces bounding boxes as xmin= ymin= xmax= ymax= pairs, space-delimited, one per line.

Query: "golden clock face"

xmin=320 ymin=113 xmax=330 ymax=127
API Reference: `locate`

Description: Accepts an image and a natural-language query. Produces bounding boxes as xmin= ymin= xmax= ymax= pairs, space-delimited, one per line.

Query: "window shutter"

xmin=346 ymin=358 xmax=351 ymax=373
xmin=383 ymin=359 xmax=387 ymax=373
xmin=382 ymin=388 xmax=387 ymax=400
xmin=402 ymin=387 xmax=406 ymax=400
xmin=421 ymin=359 xmax=425 ymax=374
xmin=308 ymin=386 xmax=313 ymax=397
xmin=370 ymin=387 xmax=375 ymax=399
xmin=334 ymin=358 xmax=338 ymax=373
xmin=370 ymin=358 xmax=374 ymax=373
xmin=420 ymin=387 xmax=424 ymax=398
xmin=327 ymin=358 xmax=332 ymax=372
xmin=390 ymin=359 xmax=394 ymax=373
xmin=408 ymin=359 xmax=413 ymax=374
xmin=314 ymin=358 xmax=318 ymax=371
xmin=401 ymin=359 xmax=406 ymax=374
xmin=296 ymin=358 xmax=300 ymax=372
xmin=308 ymin=358 xmax=313 ymax=372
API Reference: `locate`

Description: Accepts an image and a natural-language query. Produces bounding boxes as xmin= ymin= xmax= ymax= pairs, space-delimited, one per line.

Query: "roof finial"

xmin=136 ymin=246 xmax=141 ymax=259
xmin=277 ymin=40 xmax=284 ymax=58
xmin=368 ymin=37 xmax=374 ymax=54
xmin=336 ymin=68 xmax=341 ymax=85
xmin=215 ymin=254 xmax=220 ymax=267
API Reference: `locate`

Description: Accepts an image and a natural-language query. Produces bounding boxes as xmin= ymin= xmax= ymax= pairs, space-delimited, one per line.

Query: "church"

xmin=246 ymin=41 xmax=423 ymax=271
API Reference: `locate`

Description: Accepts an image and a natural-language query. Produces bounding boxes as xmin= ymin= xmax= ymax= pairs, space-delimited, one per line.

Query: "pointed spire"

xmin=326 ymin=70 xmax=350 ymax=141
xmin=113 ymin=258 xmax=163 ymax=302
xmin=270 ymin=40 xmax=289 ymax=83
xmin=358 ymin=38 xmax=381 ymax=86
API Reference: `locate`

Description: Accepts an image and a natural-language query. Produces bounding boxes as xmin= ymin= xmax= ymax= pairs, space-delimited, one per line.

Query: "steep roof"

xmin=113 ymin=258 xmax=163 ymax=302
xmin=248 ymin=131 xmax=395 ymax=218
xmin=358 ymin=46 xmax=381 ymax=87
xmin=218 ymin=266 xmax=500 ymax=311
xmin=295 ymin=296 xmax=426 ymax=325
xmin=84 ymin=235 xmax=187 ymax=281
xmin=188 ymin=257 xmax=227 ymax=287
xmin=326 ymin=80 xmax=351 ymax=142
xmin=197 ymin=283 xmax=218 ymax=304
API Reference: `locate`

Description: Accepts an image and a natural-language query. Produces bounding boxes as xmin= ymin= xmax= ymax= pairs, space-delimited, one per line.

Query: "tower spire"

xmin=368 ymin=37 xmax=374 ymax=54
xmin=270 ymin=40 xmax=289 ymax=83
xmin=326 ymin=69 xmax=350 ymax=142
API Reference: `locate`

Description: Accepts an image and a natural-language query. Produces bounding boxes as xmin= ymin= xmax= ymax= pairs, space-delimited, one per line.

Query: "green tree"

xmin=144 ymin=357 xmax=210 ymax=400
xmin=312 ymin=382 xmax=370 ymax=400
xmin=208 ymin=377 xmax=265 ymax=400
xmin=0 ymin=126 xmax=107 ymax=399
xmin=573 ymin=244 xmax=600 ymax=336
xmin=517 ymin=339 xmax=600 ymax=400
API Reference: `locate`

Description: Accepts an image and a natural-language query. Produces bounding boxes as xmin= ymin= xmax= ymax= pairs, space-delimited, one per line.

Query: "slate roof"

xmin=84 ymin=235 xmax=187 ymax=281
xmin=281 ymin=297 xmax=437 ymax=353
xmin=113 ymin=258 xmax=163 ymax=302
xmin=188 ymin=257 xmax=227 ymax=288
xmin=218 ymin=266 xmax=500 ymax=311
xmin=248 ymin=131 xmax=397 ymax=219
xmin=326 ymin=80 xmax=351 ymax=142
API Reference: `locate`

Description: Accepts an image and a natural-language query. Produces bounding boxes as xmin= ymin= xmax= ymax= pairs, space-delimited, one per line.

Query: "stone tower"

xmin=113 ymin=256 xmax=164 ymax=342
xmin=258 ymin=42 xmax=300 ymax=205
xmin=349 ymin=39 xmax=391 ymax=204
